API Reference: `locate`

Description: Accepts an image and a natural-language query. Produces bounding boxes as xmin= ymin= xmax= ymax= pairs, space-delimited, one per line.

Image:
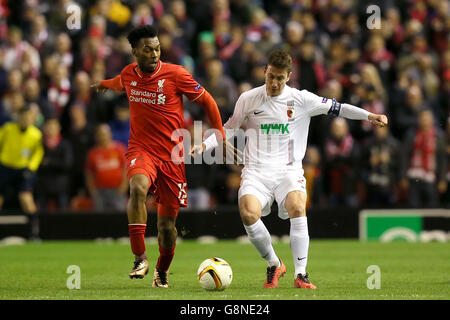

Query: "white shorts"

xmin=238 ymin=167 xmax=307 ymax=220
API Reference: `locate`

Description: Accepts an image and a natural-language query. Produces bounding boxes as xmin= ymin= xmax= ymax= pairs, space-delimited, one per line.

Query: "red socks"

xmin=128 ymin=224 xmax=147 ymax=258
xmin=157 ymin=243 xmax=176 ymax=272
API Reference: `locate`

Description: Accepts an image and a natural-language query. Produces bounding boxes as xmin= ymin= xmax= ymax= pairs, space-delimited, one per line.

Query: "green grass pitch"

xmin=0 ymin=239 xmax=448 ymax=300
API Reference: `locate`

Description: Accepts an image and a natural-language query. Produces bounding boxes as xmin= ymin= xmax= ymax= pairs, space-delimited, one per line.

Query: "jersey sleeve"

xmin=223 ymin=93 xmax=248 ymax=130
xmin=176 ymin=66 xmax=205 ymax=101
xmin=299 ymin=90 xmax=334 ymax=117
xmin=28 ymin=134 xmax=44 ymax=172
xmin=100 ymin=75 xmax=125 ymax=91
xmin=202 ymin=92 xmax=248 ymax=151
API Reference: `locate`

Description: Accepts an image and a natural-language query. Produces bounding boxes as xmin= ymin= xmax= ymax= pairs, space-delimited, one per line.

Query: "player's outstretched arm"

xmin=368 ymin=113 xmax=388 ymax=127
xmin=189 ymin=139 xmax=243 ymax=164
xmin=91 ymin=75 xmax=124 ymax=93
xmin=193 ymin=90 xmax=243 ymax=164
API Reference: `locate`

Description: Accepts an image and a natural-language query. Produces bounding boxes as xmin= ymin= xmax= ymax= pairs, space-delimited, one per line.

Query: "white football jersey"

xmin=221 ymin=84 xmax=334 ymax=171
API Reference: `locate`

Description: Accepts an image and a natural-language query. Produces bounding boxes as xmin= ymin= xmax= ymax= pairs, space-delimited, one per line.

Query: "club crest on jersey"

xmin=194 ymin=83 xmax=202 ymax=92
xmin=287 ymin=100 xmax=295 ymax=119
xmin=157 ymin=79 xmax=165 ymax=92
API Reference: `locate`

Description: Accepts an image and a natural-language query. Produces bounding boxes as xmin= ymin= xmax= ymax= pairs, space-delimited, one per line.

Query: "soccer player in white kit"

xmin=191 ymin=50 xmax=388 ymax=289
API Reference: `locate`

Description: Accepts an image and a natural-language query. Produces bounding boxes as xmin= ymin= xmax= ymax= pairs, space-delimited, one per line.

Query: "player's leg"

xmin=284 ymin=190 xmax=316 ymax=289
xmin=18 ymin=191 xmax=40 ymax=240
xmin=151 ymin=160 xmax=186 ymax=288
xmin=153 ymin=204 xmax=179 ymax=288
xmin=239 ymin=194 xmax=286 ymax=288
xmin=127 ymin=173 xmax=151 ymax=278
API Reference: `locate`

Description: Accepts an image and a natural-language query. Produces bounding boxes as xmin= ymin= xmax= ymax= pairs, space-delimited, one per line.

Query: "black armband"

xmin=327 ymin=98 xmax=341 ymax=117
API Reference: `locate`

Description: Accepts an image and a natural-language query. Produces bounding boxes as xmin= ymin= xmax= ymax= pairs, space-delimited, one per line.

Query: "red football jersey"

xmin=115 ymin=61 xmax=205 ymax=161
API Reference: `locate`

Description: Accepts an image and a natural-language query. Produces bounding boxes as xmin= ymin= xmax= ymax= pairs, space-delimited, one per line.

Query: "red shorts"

xmin=126 ymin=145 xmax=187 ymax=212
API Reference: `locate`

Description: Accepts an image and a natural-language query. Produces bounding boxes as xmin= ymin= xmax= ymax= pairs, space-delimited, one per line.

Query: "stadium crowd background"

xmin=0 ymin=0 xmax=449 ymax=213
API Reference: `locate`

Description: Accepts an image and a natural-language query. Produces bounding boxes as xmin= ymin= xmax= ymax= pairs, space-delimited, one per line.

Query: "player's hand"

xmin=222 ymin=140 xmax=243 ymax=165
xmin=90 ymin=82 xmax=108 ymax=94
xmin=189 ymin=143 xmax=205 ymax=157
xmin=368 ymin=114 xmax=388 ymax=127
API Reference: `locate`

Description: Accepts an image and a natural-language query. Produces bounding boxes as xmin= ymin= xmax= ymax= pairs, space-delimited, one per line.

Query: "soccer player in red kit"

xmin=91 ymin=25 xmax=228 ymax=288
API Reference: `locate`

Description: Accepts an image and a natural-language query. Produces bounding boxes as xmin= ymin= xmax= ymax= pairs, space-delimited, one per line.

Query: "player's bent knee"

xmin=288 ymin=206 xmax=306 ymax=218
xmin=239 ymin=207 xmax=260 ymax=226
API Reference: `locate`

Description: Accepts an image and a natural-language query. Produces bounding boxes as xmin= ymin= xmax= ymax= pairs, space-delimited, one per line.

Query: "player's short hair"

xmin=127 ymin=25 xmax=158 ymax=48
xmin=267 ymin=50 xmax=292 ymax=73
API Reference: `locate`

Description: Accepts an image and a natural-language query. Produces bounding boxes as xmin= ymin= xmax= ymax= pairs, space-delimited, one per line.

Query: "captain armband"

xmin=327 ymin=98 xmax=341 ymax=117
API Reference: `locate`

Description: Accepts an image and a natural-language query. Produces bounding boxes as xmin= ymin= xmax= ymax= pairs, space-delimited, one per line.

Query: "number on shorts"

xmin=177 ymin=183 xmax=187 ymax=205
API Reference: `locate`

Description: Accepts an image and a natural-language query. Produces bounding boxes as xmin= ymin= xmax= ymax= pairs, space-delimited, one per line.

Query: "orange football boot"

xmin=264 ymin=260 xmax=286 ymax=288
xmin=294 ymin=273 xmax=317 ymax=289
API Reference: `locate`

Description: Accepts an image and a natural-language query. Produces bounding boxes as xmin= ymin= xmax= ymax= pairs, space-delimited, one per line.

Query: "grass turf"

xmin=0 ymin=239 xmax=448 ymax=300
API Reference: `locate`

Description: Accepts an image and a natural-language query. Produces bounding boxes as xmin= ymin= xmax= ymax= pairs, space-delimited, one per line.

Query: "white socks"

xmin=290 ymin=216 xmax=309 ymax=276
xmin=244 ymin=216 xmax=310 ymax=277
xmin=244 ymin=219 xmax=280 ymax=268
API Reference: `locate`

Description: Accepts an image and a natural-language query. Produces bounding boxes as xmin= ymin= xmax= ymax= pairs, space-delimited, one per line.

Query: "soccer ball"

xmin=197 ymin=257 xmax=233 ymax=291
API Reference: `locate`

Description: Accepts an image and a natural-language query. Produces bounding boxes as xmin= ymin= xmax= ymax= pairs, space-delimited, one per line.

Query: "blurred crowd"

xmin=0 ymin=0 xmax=449 ymax=213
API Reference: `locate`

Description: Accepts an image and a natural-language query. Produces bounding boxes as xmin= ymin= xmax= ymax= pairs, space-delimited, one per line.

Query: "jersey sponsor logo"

xmin=157 ymin=79 xmax=165 ymax=92
xmin=157 ymin=93 xmax=166 ymax=104
xmin=260 ymin=123 xmax=290 ymax=134
xmin=129 ymin=89 xmax=166 ymax=105
xmin=194 ymin=83 xmax=202 ymax=92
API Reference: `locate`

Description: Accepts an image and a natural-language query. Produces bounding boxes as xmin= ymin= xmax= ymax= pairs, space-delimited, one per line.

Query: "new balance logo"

xmin=260 ymin=123 xmax=290 ymax=134
xmin=131 ymin=81 xmax=137 ymax=86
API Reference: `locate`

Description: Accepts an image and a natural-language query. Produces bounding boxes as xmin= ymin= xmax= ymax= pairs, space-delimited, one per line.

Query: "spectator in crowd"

xmin=47 ymin=65 xmax=70 ymax=119
xmin=303 ymin=146 xmax=325 ymax=209
xmin=37 ymin=118 xmax=73 ymax=211
xmin=323 ymin=117 xmax=359 ymax=207
xmin=0 ymin=105 xmax=43 ymax=238
xmin=2 ymin=26 xmax=41 ymax=74
xmin=400 ymin=109 xmax=447 ymax=208
xmin=28 ymin=14 xmax=51 ymax=52
xmin=394 ymin=84 xmax=429 ymax=136
xmin=170 ymin=1 xmax=196 ymax=54
xmin=85 ymin=123 xmax=128 ymax=211
xmin=23 ymin=78 xmax=52 ymax=120
xmin=53 ymin=32 xmax=73 ymax=69
xmin=108 ymin=95 xmax=130 ymax=147
xmin=201 ymin=58 xmax=237 ymax=119
xmin=442 ymin=117 xmax=450 ymax=208
xmin=68 ymin=106 xmax=95 ymax=197
xmin=360 ymin=125 xmax=401 ymax=207
xmin=297 ymin=36 xmax=326 ymax=93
